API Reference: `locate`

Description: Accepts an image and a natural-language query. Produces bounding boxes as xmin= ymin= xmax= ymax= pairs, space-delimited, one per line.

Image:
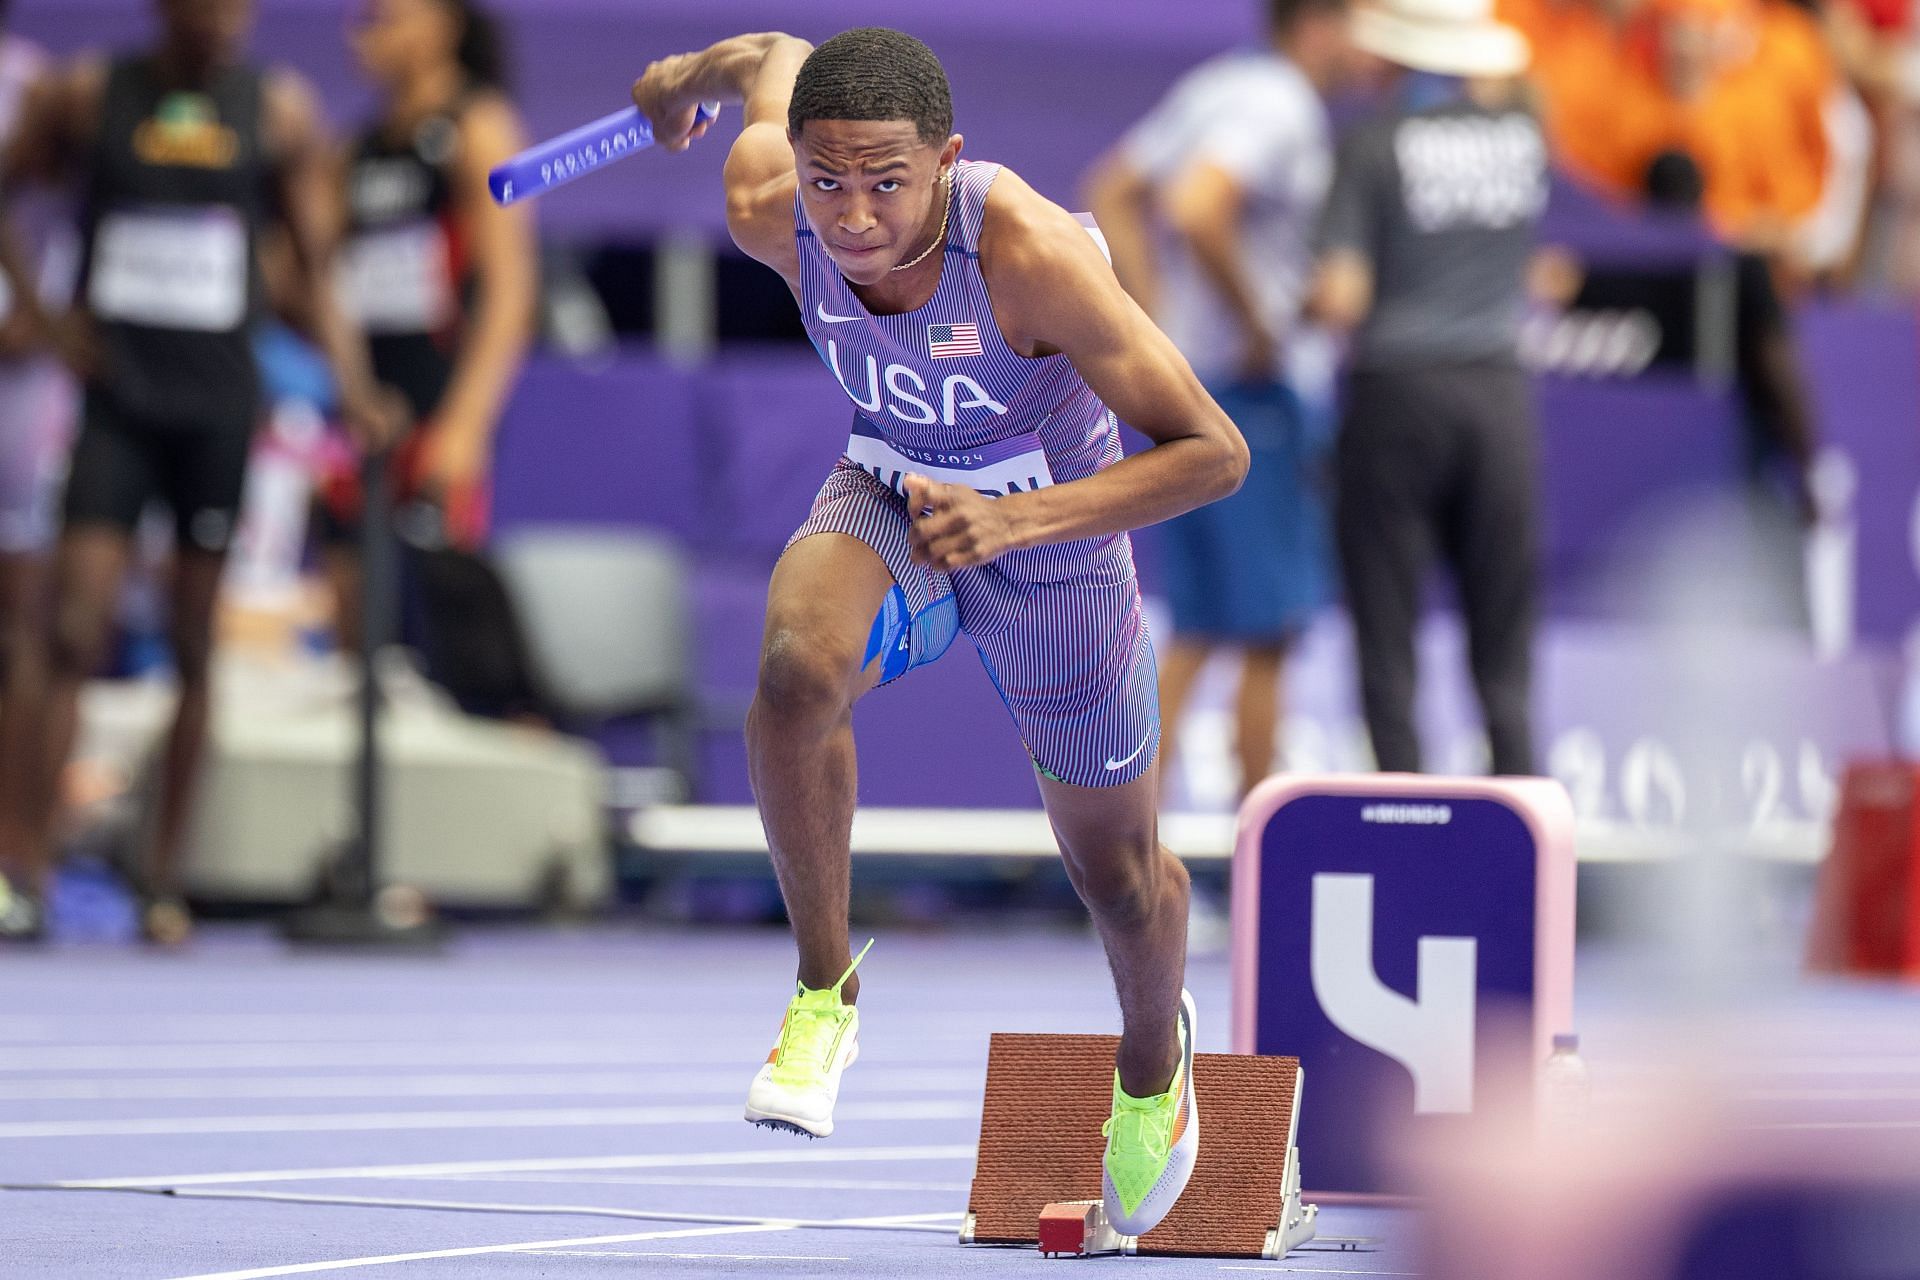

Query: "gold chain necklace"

xmin=890 ymin=168 xmax=953 ymax=273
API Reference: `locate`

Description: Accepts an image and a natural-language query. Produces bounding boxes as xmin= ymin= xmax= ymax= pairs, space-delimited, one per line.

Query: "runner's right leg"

xmin=742 ymin=530 xmax=894 ymax=1138
xmin=748 ymin=530 xmax=895 ymax=996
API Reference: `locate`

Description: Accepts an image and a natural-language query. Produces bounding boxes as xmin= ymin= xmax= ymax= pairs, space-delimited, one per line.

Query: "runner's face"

xmin=792 ymin=120 xmax=958 ymax=286
xmin=157 ymin=0 xmax=254 ymax=64
xmin=351 ymin=0 xmax=457 ymax=87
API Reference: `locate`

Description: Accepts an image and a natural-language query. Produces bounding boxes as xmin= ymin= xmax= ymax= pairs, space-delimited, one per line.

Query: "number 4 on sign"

xmin=1310 ymin=873 xmax=1477 ymax=1113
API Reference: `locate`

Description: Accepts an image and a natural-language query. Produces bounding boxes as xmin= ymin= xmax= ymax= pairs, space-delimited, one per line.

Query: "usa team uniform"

xmin=788 ymin=160 xmax=1160 ymax=787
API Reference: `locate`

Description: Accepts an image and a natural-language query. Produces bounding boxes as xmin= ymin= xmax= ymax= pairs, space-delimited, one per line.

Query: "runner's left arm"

xmin=264 ymin=68 xmax=403 ymax=445
xmin=904 ymin=172 xmax=1248 ymax=572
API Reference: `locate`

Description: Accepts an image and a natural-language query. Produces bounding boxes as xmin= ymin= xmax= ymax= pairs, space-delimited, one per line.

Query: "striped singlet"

xmin=795 ymin=160 xmax=1130 ymax=585
xmin=785 ymin=160 xmax=1160 ymax=788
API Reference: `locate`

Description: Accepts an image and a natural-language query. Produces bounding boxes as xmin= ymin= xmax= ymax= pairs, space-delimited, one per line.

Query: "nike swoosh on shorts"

xmin=1104 ymin=731 xmax=1154 ymax=772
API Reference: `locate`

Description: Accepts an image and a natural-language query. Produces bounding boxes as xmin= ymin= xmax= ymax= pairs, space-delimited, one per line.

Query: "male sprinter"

xmin=633 ymin=28 xmax=1248 ymax=1237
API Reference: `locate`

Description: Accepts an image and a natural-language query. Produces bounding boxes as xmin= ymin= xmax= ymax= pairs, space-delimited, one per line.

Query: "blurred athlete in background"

xmin=0 ymin=0 xmax=74 ymax=943
xmin=324 ymin=0 xmax=540 ymax=719
xmin=1088 ymin=0 xmax=1350 ymax=803
xmin=0 ymin=0 xmax=399 ymax=945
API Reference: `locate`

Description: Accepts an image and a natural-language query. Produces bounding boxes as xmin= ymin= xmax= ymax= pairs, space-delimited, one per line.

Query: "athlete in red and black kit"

xmin=322 ymin=0 xmax=536 ymax=705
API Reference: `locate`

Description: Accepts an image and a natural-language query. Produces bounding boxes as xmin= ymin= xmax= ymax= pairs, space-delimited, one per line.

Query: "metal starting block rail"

xmin=960 ymin=1032 xmax=1318 ymax=1259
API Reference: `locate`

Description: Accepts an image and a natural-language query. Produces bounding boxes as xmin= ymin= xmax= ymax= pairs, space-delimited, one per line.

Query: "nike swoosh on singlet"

xmin=816 ymin=304 xmax=863 ymax=324
xmin=1104 ymin=731 xmax=1154 ymax=772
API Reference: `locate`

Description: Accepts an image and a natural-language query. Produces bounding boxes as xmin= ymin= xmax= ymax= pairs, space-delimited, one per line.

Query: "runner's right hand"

xmin=632 ymin=56 xmax=714 ymax=153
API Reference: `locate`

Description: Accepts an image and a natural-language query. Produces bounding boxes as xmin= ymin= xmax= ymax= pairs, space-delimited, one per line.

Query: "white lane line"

xmin=144 ymin=1188 xmax=963 ymax=1234
xmin=0 ymin=1042 xmax=771 ymax=1073
xmin=0 ymin=1016 xmax=747 ymax=1042
xmin=0 ymin=1098 xmax=976 ymax=1140
xmin=0 ymin=1068 xmax=979 ymax=1102
xmin=159 ymin=1223 xmax=799 ymax=1280
xmin=0 ymin=1017 xmax=987 ymax=1046
xmin=1218 ymin=1269 xmax=1418 ymax=1276
xmin=532 ymin=1252 xmax=849 ymax=1262
xmin=160 ymin=1213 xmax=957 ymax=1280
xmin=61 ymin=1142 xmax=979 ymax=1189
xmin=439 ymin=1173 xmax=968 ymax=1193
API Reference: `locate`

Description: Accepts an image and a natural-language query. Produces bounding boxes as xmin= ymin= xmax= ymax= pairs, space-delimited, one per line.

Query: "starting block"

xmin=961 ymin=1032 xmax=1318 ymax=1258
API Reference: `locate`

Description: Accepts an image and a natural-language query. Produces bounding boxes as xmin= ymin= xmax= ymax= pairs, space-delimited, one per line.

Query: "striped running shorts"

xmin=786 ymin=462 xmax=1161 ymax=788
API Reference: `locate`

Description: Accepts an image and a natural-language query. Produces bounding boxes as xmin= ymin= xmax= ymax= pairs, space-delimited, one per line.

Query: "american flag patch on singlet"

xmin=928 ymin=323 xmax=982 ymax=358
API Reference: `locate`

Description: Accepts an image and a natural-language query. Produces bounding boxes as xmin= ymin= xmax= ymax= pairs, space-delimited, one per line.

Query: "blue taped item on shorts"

xmin=863 ymin=584 xmax=959 ymax=684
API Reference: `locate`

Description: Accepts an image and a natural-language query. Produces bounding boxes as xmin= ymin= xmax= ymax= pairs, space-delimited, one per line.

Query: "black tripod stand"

xmin=282 ymin=444 xmax=447 ymax=950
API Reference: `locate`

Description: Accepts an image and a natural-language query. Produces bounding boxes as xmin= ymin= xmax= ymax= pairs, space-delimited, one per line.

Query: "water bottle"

xmin=1540 ymin=1032 xmax=1591 ymax=1138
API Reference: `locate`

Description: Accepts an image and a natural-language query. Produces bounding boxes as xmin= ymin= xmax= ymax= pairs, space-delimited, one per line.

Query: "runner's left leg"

xmin=1042 ymin=768 xmax=1188 ymax=1095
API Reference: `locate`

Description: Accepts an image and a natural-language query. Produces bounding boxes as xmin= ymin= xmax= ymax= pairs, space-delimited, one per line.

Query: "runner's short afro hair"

xmin=789 ymin=28 xmax=953 ymax=146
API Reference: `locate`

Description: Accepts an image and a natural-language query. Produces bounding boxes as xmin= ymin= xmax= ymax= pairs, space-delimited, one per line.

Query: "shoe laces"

xmin=771 ymin=938 xmax=873 ymax=1081
xmin=1102 ymin=1067 xmax=1180 ymax=1157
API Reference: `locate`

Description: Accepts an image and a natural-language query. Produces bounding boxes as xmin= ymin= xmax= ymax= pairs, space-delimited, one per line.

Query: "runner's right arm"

xmin=631 ymin=33 xmax=812 ymax=282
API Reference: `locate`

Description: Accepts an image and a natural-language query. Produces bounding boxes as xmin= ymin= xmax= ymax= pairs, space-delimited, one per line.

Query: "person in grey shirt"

xmin=1309 ymin=0 xmax=1546 ymax=776
xmin=1085 ymin=0 xmax=1350 ymax=802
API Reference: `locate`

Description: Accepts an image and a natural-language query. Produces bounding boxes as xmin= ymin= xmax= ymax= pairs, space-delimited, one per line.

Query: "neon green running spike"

xmin=1102 ymin=988 xmax=1200 ymax=1236
xmin=743 ymin=939 xmax=874 ymax=1138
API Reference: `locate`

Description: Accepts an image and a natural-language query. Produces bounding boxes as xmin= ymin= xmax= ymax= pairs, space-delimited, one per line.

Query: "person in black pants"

xmin=0 ymin=0 xmax=399 ymax=944
xmin=1307 ymin=0 xmax=1547 ymax=776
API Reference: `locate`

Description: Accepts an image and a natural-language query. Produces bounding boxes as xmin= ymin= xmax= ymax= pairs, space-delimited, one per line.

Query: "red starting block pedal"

xmin=1037 ymin=1200 xmax=1126 ymax=1258
xmin=962 ymin=1033 xmax=1317 ymax=1259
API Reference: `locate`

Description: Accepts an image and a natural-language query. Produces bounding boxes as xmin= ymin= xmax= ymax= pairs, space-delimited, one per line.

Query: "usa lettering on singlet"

xmin=793 ymin=160 xmax=1131 ymax=583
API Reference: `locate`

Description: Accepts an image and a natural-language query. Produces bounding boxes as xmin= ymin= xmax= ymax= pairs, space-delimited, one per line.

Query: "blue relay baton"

xmin=488 ymin=102 xmax=721 ymax=206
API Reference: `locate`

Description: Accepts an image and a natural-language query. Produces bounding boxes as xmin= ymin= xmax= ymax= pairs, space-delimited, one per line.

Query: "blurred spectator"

xmin=0 ymin=0 xmax=400 ymax=946
xmin=1084 ymin=0 xmax=1350 ymax=801
xmin=325 ymin=0 xmax=543 ymax=721
xmin=1837 ymin=0 xmax=1920 ymax=287
xmin=1509 ymin=0 xmax=1825 ymax=551
xmin=1309 ymin=0 xmax=1548 ymax=776
xmin=0 ymin=0 xmax=71 ymax=943
xmin=1506 ymin=0 xmax=1870 ymax=278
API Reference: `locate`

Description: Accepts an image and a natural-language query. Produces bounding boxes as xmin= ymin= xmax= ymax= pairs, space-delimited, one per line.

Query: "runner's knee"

xmin=755 ymin=624 xmax=862 ymax=725
xmin=1070 ymin=838 xmax=1176 ymax=929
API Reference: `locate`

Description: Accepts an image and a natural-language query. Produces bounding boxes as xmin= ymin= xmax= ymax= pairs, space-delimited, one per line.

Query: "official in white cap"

xmin=1308 ymin=0 xmax=1549 ymax=778
xmin=1350 ymin=0 xmax=1529 ymax=77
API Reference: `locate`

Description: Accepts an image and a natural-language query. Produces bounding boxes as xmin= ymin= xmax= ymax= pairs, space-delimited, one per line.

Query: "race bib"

xmin=845 ymin=418 xmax=1055 ymax=499
xmin=88 ymin=207 xmax=248 ymax=331
xmin=338 ymin=220 xmax=453 ymax=334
